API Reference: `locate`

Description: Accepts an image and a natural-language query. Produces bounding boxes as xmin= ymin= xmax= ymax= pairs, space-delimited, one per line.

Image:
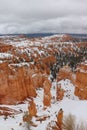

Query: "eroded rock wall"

xmin=75 ymin=61 xmax=87 ymax=99
xmin=0 ymin=62 xmax=36 ymax=104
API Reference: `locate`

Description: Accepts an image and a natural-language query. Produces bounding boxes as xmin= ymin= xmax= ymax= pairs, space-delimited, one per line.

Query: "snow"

xmin=0 ymin=53 xmax=13 ymax=59
xmin=6 ymin=40 xmax=30 ymax=47
xmin=81 ymin=60 xmax=87 ymax=66
xmin=0 ymin=114 xmax=23 ymax=130
xmin=43 ymin=34 xmax=65 ymax=40
xmin=0 ymin=35 xmax=86 ymax=129
xmin=0 ymin=79 xmax=87 ymax=130
xmin=79 ymin=69 xmax=87 ymax=73
xmin=0 ymin=60 xmax=4 ymax=63
xmin=58 ymin=79 xmax=79 ymax=100
xmin=0 ymin=103 xmax=28 ymax=130
xmin=9 ymin=62 xmax=30 ymax=68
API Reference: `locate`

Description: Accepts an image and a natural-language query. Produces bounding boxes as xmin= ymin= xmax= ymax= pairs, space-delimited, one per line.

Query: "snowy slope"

xmin=0 ymin=79 xmax=87 ymax=130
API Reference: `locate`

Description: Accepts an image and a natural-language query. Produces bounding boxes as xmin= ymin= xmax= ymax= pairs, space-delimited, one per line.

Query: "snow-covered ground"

xmin=0 ymin=79 xmax=87 ymax=130
xmin=0 ymin=53 xmax=13 ymax=59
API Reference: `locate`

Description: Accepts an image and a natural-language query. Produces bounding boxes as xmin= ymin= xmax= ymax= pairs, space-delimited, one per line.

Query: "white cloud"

xmin=0 ymin=0 xmax=87 ymax=34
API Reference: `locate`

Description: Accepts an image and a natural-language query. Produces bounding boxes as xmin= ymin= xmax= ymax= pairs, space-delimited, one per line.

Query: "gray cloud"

xmin=0 ymin=0 xmax=87 ymax=34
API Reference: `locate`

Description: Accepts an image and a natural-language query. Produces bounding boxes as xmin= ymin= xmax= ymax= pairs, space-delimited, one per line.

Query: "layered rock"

xmin=0 ymin=59 xmax=53 ymax=105
xmin=42 ymin=56 xmax=56 ymax=67
xmin=75 ymin=61 xmax=87 ymax=99
xmin=60 ymin=34 xmax=77 ymax=42
xmin=0 ymin=43 xmax=13 ymax=53
xmin=28 ymin=99 xmax=37 ymax=117
xmin=32 ymin=72 xmax=44 ymax=88
xmin=56 ymin=85 xmax=65 ymax=101
xmin=57 ymin=66 xmax=72 ymax=81
xmin=0 ymin=62 xmax=36 ymax=104
xmin=0 ymin=34 xmax=86 ymax=105
xmin=43 ymin=78 xmax=52 ymax=107
xmin=0 ymin=107 xmax=21 ymax=116
xmin=56 ymin=108 xmax=63 ymax=130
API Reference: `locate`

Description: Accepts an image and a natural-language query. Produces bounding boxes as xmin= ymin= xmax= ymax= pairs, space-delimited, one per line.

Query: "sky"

xmin=0 ymin=0 xmax=87 ymax=34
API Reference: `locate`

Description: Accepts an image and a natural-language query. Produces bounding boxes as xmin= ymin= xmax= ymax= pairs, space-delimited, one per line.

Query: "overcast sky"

xmin=0 ymin=0 xmax=87 ymax=34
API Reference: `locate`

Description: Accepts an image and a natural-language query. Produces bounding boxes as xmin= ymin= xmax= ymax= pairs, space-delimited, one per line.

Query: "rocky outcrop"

xmin=0 ymin=62 xmax=36 ymax=105
xmin=57 ymin=66 xmax=72 ymax=81
xmin=46 ymin=108 xmax=63 ymax=130
xmin=0 ymin=44 xmax=13 ymax=53
xmin=0 ymin=107 xmax=21 ymax=116
xmin=32 ymin=72 xmax=44 ymax=88
xmin=75 ymin=61 xmax=87 ymax=99
xmin=43 ymin=78 xmax=52 ymax=107
xmin=56 ymin=85 xmax=65 ymax=101
xmin=28 ymin=99 xmax=37 ymax=117
xmin=42 ymin=56 xmax=56 ymax=67
xmin=56 ymin=108 xmax=63 ymax=130
xmin=60 ymin=34 xmax=77 ymax=42
xmin=0 ymin=34 xmax=86 ymax=105
xmin=0 ymin=59 xmax=53 ymax=105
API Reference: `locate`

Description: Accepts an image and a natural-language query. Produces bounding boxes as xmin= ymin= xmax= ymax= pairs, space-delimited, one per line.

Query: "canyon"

xmin=0 ymin=34 xmax=86 ymax=130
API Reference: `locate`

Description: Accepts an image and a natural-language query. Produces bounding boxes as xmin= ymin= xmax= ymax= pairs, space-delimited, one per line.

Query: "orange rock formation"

xmin=0 ymin=35 xmax=86 ymax=105
xmin=56 ymin=108 xmax=63 ymax=130
xmin=28 ymin=99 xmax=37 ymax=117
xmin=43 ymin=78 xmax=52 ymax=107
xmin=0 ymin=62 xmax=36 ymax=104
xmin=75 ymin=61 xmax=87 ymax=99
xmin=56 ymin=85 xmax=65 ymax=101
xmin=57 ymin=66 xmax=72 ymax=81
